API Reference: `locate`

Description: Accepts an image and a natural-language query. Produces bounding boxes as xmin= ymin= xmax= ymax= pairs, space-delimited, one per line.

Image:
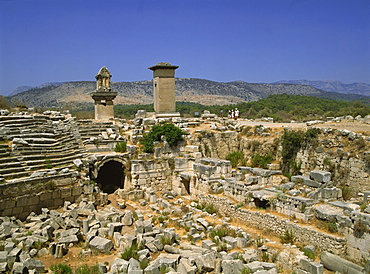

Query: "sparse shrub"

xmin=250 ymin=153 xmax=273 ymax=169
xmin=246 ymin=140 xmax=261 ymax=152
xmin=279 ymin=229 xmax=295 ymax=245
xmin=301 ymin=248 xmax=316 ymax=260
xmin=354 ymin=138 xmax=366 ymax=150
xmin=240 ymin=267 xmax=252 ymax=274
xmin=327 ymin=222 xmax=338 ymax=233
xmin=75 ymin=264 xmax=100 ymax=274
xmin=50 ymin=264 xmax=72 ymax=274
xmin=209 ymin=225 xmax=237 ymax=242
xmin=204 ymin=204 xmax=218 ymax=214
xmin=339 ymin=184 xmax=352 ymax=200
xmin=261 ymin=251 xmax=269 ymax=262
xmin=121 ymin=243 xmax=141 ymax=261
xmin=304 ymin=128 xmax=321 ymax=140
xmin=181 ymin=204 xmax=189 ymax=213
xmin=195 ymin=202 xmax=218 ymax=214
xmin=281 ymin=129 xmax=304 ymax=174
xmin=140 ymin=123 xmax=185 ymax=153
xmin=32 ymin=240 xmax=45 ymax=250
xmin=240 ymin=126 xmax=253 ymax=136
xmin=235 ymin=202 xmax=244 ymax=209
xmin=226 ymin=151 xmax=244 ymax=168
xmin=217 ymin=243 xmax=228 ymax=252
xmin=159 ymin=235 xmax=173 ymax=246
xmin=114 ymin=141 xmax=127 ymax=153
xmin=159 ymin=265 xmax=170 ymax=274
xmin=132 ymin=210 xmax=138 ymax=221
xmin=140 ymin=258 xmax=149 ymax=270
xmin=360 ymin=203 xmax=367 ymax=212
xmin=354 ymin=220 xmax=369 ymax=238
xmin=255 ymin=236 xmax=264 ymax=247
xmin=45 ymin=180 xmax=56 ymax=190
xmin=45 ymin=158 xmax=53 ymax=169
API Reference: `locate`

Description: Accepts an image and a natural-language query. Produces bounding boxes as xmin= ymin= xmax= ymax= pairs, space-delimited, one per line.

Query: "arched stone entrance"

xmin=96 ymin=160 xmax=125 ymax=194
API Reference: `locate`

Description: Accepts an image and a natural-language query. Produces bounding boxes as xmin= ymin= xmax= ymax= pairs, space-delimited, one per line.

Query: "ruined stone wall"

xmin=130 ymin=159 xmax=176 ymax=192
xmin=0 ymin=175 xmax=84 ymax=220
xmin=198 ymin=194 xmax=347 ymax=256
xmin=192 ymin=129 xmax=370 ymax=193
xmin=297 ymin=148 xmax=369 ymax=194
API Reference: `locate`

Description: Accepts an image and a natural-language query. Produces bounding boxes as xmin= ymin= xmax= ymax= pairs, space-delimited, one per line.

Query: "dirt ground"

xmin=39 ymin=193 xmax=338 ymax=273
xmin=238 ymin=119 xmax=370 ymax=133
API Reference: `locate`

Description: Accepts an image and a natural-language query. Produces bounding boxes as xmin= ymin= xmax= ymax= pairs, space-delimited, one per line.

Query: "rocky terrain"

xmin=0 ymin=110 xmax=369 ymax=273
xmin=7 ymin=79 xmax=369 ymax=108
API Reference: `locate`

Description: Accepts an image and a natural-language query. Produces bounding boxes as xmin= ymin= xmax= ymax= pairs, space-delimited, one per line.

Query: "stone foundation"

xmin=198 ymin=194 xmax=347 ymax=256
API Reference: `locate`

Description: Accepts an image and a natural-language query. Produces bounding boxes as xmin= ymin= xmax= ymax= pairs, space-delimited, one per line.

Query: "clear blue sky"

xmin=0 ymin=0 xmax=369 ymax=96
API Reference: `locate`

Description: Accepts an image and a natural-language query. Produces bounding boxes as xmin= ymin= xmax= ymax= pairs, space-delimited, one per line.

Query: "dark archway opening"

xmin=254 ymin=198 xmax=269 ymax=209
xmin=96 ymin=161 xmax=125 ymax=194
xmin=181 ymin=178 xmax=190 ymax=195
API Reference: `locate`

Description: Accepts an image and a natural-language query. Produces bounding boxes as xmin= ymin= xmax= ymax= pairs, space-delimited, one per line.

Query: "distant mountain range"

xmin=7 ymin=79 xmax=370 ymax=108
xmin=272 ymin=80 xmax=370 ymax=96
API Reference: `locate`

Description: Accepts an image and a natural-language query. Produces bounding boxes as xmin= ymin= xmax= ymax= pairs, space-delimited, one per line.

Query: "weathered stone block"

xmin=61 ymin=188 xmax=71 ymax=199
xmin=299 ymin=258 xmax=323 ymax=274
xmin=89 ymin=236 xmax=113 ymax=253
xmin=310 ymin=171 xmax=331 ymax=183
xmin=110 ymin=258 xmax=129 ymax=273
xmin=221 ymin=260 xmax=244 ymax=274
xmin=304 ymin=178 xmax=321 ymax=188
xmin=321 ymin=251 xmax=364 ymax=273
xmin=194 ymin=251 xmax=217 ymax=272
xmin=0 ymin=251 xmax=8 ymax=263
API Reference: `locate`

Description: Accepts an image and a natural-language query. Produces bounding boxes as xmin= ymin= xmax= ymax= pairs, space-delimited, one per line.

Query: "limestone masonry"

xmin=0 ymin=79 xmax=370 ymax=272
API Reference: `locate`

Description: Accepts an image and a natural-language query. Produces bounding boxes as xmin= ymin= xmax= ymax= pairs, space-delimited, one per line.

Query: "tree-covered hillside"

xmin=114 ymin=94 xmax=370 ymax=121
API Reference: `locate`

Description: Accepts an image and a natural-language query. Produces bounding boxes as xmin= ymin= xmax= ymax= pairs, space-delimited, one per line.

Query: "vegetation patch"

xmin=140 ymin=123 xmax=185 ymax=153
xmin=250 ymin=153 xmax=273 ymax=169
xmin=226 ymin=151 xmax=244 ymax=168
xmin=279 ymin=229 xmax=295 ymax=245
xmin=50 ymin=264 xmax=72 ymax=274
xmin=114 ymin=141 xmax=127 ymax=153
xmin=195 ymin=202 xmax=218 ymax=214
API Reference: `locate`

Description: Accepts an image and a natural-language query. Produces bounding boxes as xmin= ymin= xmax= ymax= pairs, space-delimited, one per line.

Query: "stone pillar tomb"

xmin=148 ymin=62 xmax=180 ymax=118
xmin=91 ymin=66 xmax=118 ymax=120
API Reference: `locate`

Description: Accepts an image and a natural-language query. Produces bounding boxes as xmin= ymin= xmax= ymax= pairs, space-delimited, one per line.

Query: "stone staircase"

xmin=76 ymin=119 xmax=122 ymax=152
xmin=0 ymin=114 xmax=83 ymax=183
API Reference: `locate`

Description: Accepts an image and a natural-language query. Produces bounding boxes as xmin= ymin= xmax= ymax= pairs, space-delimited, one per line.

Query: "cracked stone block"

xmin=310 ymin=171 xmax=331 ymax=183
xmin=89 ymin=236 xmax=113 ymax=253
xmin=221 ymin=260 xmax=244 ymax=274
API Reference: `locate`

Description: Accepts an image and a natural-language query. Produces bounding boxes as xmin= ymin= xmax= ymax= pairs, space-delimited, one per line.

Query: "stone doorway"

xmin=96 ymin=160 xmax=125 ymax=194
xmin=181 ymin=178 xmax=191 ymax=195
xmin=254 ymin=198 xmax=269 ymax=209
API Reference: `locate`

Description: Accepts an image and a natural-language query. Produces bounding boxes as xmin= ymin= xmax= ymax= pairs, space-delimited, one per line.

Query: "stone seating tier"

xmin=16 ymin=145 xmax=80 ymax=156
xmin=0 ymin=161 xmax=22 ymax=169
xmin=0 ymin=156 xmax=19 ymax=164
xmin=0 ymin=152 xmax=10 ymax=158
xmin=0 ymin=166 xmax=27 ymax=176
xmin=1 ymin=171 xmax=31 ymax=180
xmin=5 ymin=169 xmax=76 ymax=184
xmin=20 ymin=150 xmax=81 ymax=161
xmin=26 ymin=158 xmax=79 ymax=170
xmin=25 ymin=153 xmax=82 ymax=166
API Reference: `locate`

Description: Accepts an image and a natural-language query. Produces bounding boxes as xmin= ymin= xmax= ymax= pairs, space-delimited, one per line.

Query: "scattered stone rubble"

xmin=1 ymin=188 xmax=368 ymax=273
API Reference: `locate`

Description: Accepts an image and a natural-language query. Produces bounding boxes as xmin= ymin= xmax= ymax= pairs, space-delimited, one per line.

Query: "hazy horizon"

xmin=1 ymin=0 xmax=369 ymax=96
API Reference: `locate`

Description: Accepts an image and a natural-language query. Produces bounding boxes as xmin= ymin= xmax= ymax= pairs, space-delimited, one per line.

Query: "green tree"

xmin=0 ymin=96 xmax=11 ymax=109
xmin=140 ymin=123 xmax=185 ymax=153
